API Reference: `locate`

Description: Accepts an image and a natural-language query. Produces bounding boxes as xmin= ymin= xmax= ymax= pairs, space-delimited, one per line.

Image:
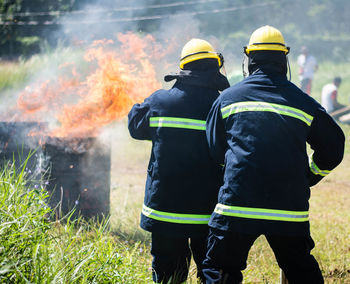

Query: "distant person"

xmin=202 ymin=25 xmax=345 ymax=284
xmin=128 ymin=38 xmax=229 ymax=284
xmin=297 ymin=46 xmax=318 ymax=95
xmin=321 ymin=77 xmax=345 ymax=113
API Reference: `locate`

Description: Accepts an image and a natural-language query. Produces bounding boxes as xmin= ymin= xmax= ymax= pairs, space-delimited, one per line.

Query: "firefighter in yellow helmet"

xmin=128 ymin=38 xmax=229 ymax=284
xmin=202 ymin=25 xmax=344 ymax=283
xmin=242 ymin=25 xmax=290 ymax=78
xmin=179 ymin=38 xmax=224 ymax=70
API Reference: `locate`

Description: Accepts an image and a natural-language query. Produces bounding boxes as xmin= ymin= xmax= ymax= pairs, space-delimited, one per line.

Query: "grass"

xmin=0 ymin=47 xmax=84 ymax=97
xmin=0 ymin=156 xmax=152 ymax=283
xmin=0 ymin=57 xmax=349 ymax=283
xmin=289 ymin=60 xmax=350 ymax=105
xmin=110 ymin=122 xmax=350 ymax=283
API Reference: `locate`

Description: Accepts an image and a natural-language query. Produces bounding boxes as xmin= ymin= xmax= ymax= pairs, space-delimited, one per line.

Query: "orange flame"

xmin=13 ymin=32 xmax=168 ymax=138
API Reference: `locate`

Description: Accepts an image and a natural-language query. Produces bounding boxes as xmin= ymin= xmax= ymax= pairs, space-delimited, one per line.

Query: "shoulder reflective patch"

xmin=150 ymin=117 xmax=206 ymax=130
xmin=142 ymin=204 xmax=211 ymax=224
xmin=309 ymin=155 xmax=330 ymax=176
xmin=221 ymin=101 xmax=313 ymax=126
xmin=214 ymin=203 xmax=309 ymax=222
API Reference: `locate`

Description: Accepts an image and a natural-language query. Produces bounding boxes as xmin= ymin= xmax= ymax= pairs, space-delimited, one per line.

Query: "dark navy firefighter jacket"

xmin=206 ymin=53 xmax=345 ymax=236
xmin=128 ymin=68 xmax=230 ymax=236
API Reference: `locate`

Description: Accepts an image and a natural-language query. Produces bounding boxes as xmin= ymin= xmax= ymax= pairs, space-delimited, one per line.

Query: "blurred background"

xmin=0 ymin=1 xmax=349 ymax=282
xmin=1 ymin=0 xmax=350 ymax=102
xmin=1 ymin=0 xmax=349 ymax=60
xmin=1 ymin=0 xmax=350 ymax=99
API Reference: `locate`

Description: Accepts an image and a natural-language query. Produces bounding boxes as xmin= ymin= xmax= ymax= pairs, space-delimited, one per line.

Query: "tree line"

xmin=0 ymin=0 xmax=349 ymax=60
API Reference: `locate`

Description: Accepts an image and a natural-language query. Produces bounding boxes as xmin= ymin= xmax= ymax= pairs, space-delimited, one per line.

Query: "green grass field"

xmin=0 ymin=55 xmax=349 ymax=283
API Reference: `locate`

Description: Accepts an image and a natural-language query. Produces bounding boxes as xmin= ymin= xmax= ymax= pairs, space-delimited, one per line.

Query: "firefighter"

xmin=202 ymin=26 xmax=345 ymax=284
xmin=128 ymin=38 xmax=229 ymax=284
xmin=297 ymin=46 xmax=318 ymax=96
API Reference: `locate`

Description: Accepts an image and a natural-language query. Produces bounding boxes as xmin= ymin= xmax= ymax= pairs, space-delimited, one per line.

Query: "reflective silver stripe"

xmin=142 ymin=204 xmax=210 ymax=224
xmin=221 ymin=101 xmax=313 ymax=126
xmin=149 ymin=117 xmax=206 ymax=130
xmin=214 ymin=203 xmax=309 ymax=222
xmin=309 ymin=155 xmax=330 ymax=177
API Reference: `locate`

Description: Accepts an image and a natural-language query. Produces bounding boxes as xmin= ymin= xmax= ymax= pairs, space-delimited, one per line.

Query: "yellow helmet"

xmin=244 ymin=25 xmax=290 ymax=55
xmin=179 ymin=38 xmax=223 ymax=69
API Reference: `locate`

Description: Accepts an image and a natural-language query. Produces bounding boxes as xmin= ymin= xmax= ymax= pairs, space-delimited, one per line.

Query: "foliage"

xmin=0 ymin=45 xmax=83 ymax=98
xmin=0 ymin=157 xmax=51 ymax=282
xmin=0 ymin=0 xmax=76 ymax=57
xmin=0 ymin=158 xmax=152 ymax=283
xmin=1 ymin=0 xmax=350 ymax=59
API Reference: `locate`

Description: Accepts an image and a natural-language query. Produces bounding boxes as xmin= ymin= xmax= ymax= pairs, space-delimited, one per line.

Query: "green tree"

xmin=0 ymin=0 xmax=76 ymax=57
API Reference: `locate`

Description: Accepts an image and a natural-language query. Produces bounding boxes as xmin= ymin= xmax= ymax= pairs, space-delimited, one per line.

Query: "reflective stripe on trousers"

xmin=221 ymin=101 xmax=313 ymax=126
xmin=142 ymin=204 xmax=211 ymax=224
xmin=149 ymin=116 xmax=206 ymax=130
xmin=214 ymin=203 xmax=309 ymax=222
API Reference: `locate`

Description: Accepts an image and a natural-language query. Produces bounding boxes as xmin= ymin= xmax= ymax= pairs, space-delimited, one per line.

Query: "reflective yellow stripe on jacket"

xmin=214 ymin=204 xmax=309 ymax=222
xmin=309 ymin=155 xmax=331 ymax=176
xmin=221 ymin=101 xmax=314 ymax=126
xmin=150 ymin=117 xmax=206 ymax=130
xmin=142 ymin=204 xmax=211 ymax=224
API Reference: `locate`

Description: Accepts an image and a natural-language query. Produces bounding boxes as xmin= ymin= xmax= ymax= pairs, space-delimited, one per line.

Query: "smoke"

xmin=2 ymin=0 xmax=216 ymax=124
xmin=55 ymin=0 xmax=230 ymax=76
xmin=0 ymin=0 xmax=238 ymax=152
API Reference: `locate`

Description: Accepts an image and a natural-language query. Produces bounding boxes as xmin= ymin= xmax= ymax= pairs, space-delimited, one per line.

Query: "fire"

xmin=13 ymin=32 xmax=167 ymax=138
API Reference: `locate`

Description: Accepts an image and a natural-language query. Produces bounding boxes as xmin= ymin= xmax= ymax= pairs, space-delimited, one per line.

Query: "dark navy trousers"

xmin=202 ymin=227 xmax=324 ymax=284
xmin=151 ymin=232 xmax=207 ymax=284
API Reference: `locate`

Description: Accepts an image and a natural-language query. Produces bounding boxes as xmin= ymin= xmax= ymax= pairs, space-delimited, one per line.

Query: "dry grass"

xmin=110 ymin=121 xmax=151 ymax=243
xmin=110 ymin=121 xmax=350 ymax=283
xmin=310 ymin=147 xmax=350 ymax=283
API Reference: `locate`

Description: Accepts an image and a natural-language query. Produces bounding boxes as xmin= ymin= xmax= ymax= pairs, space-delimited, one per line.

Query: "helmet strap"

xmin=287 ymin=56 xmax=291 ymax=81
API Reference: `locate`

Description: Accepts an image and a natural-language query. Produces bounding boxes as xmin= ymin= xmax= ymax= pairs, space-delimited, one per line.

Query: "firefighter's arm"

xmin=128 ymin=98 xmax=151 ymax=140
xmin=206 ymin=99 xmax=227 ymax=165
xmin=307 ymin=107 xmax=345 ymax=186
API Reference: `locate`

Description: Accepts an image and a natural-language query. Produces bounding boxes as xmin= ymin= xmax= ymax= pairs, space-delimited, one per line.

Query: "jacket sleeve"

xmin=307 ymin=107 xmax=345 ymax=186
xmin=206 ymin=98 xmax=227 ymax=165
xmin=128 ymin=97 xmax=151 ymax=140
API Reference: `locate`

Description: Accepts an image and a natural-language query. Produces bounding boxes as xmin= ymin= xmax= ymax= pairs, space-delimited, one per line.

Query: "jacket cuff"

xmin=308 ymin=155 xmax=330 ymax=186
xmin=309 ymin=155 xmax=331 ymax=177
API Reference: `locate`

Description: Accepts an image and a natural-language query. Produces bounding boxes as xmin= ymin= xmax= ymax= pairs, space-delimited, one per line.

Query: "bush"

xmin=0 ymin=159 xmax=51 ymax=282
xmin=0 ymin=157 xmax=151 ymax=283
